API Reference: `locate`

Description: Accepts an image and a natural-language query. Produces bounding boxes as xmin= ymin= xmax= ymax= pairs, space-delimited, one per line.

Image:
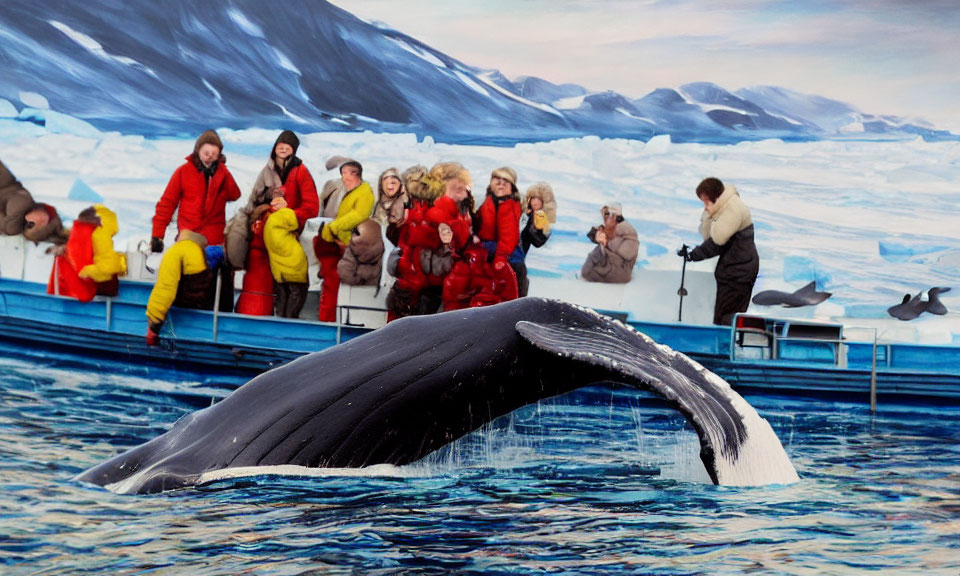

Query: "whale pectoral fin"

xmin=514 ymin=319 xmax=799 ymax=486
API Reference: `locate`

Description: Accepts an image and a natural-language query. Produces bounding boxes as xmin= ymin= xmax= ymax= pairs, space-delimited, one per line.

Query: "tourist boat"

xmin=2 ymin=235 xmax=959 ymax=402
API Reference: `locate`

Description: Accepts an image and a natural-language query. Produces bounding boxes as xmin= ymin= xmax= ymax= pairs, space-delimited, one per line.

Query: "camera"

xmin=586 ymin=226 xmax=599 ymax=243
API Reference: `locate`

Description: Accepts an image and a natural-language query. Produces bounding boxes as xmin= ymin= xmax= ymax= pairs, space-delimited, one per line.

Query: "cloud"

xmin=334 ymin=0 xmax=960 ymax=129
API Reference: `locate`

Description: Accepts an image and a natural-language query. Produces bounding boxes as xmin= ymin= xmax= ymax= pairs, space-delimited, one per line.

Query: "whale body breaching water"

xmin=76 ymin=298 xmax=799 ymax=494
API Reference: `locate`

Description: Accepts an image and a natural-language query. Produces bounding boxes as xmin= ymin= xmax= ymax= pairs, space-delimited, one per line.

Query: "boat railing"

xmin=730 ymin=313 xmax=846 ymax=366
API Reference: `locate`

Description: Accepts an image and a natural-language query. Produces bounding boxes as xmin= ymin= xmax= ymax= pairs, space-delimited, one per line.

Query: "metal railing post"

xmin=212 ymin=272 xmax=222 ymax=341
xmin=870 ymin=329 xmax=878 ymax=413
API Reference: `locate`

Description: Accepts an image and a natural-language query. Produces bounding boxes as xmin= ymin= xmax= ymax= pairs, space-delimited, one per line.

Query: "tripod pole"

xmin=678 ymin=245 xmax=689 ymax=322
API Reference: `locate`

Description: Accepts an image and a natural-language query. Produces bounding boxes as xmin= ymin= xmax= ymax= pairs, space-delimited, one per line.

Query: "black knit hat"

xmin=274 ymin=130 xmax=300 ymax=155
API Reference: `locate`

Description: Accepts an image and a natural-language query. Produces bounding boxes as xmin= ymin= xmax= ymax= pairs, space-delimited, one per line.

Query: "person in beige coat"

xmin=581 ymin=202 xmax=639 ymax=284
xmin=682 ymin=177 xmax=759 ymax=325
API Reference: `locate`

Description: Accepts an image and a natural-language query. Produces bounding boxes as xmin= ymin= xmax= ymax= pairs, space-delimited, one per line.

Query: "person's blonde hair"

xmin=424 ymin=162 xmax=471 ymax=196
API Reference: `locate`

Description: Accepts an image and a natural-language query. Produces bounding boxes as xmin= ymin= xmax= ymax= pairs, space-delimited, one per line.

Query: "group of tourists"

xmin=137 ymin=130 xmax=563 ymax=341
xmin=0 ymin=128 xmax=760 ymax=340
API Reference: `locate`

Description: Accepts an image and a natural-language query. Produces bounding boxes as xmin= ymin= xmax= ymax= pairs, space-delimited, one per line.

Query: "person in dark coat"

xmin=338 ymin=219 xmax=385 ymax=287
xmin=1 ymin=159 xmax=68 ymax=244
xmin=681 ymin=177 xmax=760 ymax=325
xmin=230 ymin=130 xmax=319 ymax=316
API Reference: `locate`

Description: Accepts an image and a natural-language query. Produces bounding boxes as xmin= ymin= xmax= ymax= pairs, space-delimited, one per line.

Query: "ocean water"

xmin=1 ymin=353 xmax=958 ymax=575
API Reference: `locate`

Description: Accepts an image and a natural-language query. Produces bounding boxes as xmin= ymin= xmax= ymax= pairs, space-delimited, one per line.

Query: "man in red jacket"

xmin=151 ymin=130 xmax=242 ymax=311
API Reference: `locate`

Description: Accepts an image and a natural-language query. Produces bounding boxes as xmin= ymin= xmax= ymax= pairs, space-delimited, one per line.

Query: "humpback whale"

xmin=752 ymin=281 xmax=832 ymax=308
xmin=76 ymin=298 xmax=799 ymax=494
xmin=888 ymin=286 xmax=951 ymax=321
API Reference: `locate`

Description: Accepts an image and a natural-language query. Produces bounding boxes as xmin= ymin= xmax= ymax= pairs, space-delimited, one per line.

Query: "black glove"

xmin=677 ymin=245 xmax=692 ymax=261
xmin=150 ymin=236 xmax=164 ymax=253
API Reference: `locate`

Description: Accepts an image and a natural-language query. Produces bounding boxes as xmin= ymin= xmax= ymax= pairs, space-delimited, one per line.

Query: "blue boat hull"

xmin=2 ymin=278 xmax=959 ymax=402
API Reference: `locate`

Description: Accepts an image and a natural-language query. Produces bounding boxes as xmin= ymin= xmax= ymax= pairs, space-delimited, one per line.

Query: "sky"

xmin=331 ymin=0 xmax=960 ymax=131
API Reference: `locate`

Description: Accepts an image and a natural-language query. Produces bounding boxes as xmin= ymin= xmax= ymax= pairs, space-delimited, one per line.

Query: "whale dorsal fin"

xmin=795 ymin=281 xmax=817 ymax=295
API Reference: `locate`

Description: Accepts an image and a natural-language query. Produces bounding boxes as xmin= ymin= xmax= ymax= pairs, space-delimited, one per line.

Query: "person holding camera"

xmin=581 ymin=202 xmax=639 ymax=284
xmin=678 ymin=177 xmax=759 ymax=325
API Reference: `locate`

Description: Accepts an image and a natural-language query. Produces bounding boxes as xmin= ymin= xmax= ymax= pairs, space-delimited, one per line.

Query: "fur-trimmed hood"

xmin=524 ymin=182 xmax=558 ymax=223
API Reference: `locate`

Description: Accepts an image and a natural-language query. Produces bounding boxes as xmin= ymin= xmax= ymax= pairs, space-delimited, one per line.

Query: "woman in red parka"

xmin=386 ymin=163 xmax=472 ymax=321
xmin=231 ymin=130 xmax=319 ymax=316
xmin=442 ymin=167 xmax=522 ymax=310
xmin=150 ymin=130 xmax=242 ymax=311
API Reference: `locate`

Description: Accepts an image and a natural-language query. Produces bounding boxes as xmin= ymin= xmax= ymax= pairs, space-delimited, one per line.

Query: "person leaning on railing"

xmin=145 ymin=230 xmax=223 ymax=346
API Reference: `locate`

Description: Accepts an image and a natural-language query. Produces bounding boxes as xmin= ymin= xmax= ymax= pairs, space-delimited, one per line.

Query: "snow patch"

xmin=274 ymin=103 xmax=307 ymax=124
xmin=388 ymin=37 xmax=445 ymax=68
xmin=48 ymin=20 xmax=159 ymax=80
xmin=476 ymin=72 xmax=563 ymax=118
xmin=226 ymin=7 xmax=265 ymax=38
xmin=554 ymin=94 xmax=587 ymax=110
xmin=453 ymin=70 xmax=489 ymax=97
xmin=615 ymin=107 xmax=654 ymax=123
xmin=0 ymin=99 xmax=17 ymax=118
xmin=272 ymin=47 xmax=301 ymax=76
xmin=19 ymin=92 xmax=49 ymax=110
xmin=202 ymin=79 xmax=222 ymax=103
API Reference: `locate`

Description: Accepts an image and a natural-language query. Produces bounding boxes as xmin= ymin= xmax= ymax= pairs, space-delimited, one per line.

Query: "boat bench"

xmin=775 ymin=320 xmax=843 ymax=364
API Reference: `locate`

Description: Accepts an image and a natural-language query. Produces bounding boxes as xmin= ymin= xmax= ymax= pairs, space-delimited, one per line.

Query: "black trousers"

xmin=274 ymin=281 xmax=309 ymax=319
xmin=218 ymin=265 xmax=235 ymax=313
xmin=714 ymin=278 xmax=755 ymax=326
xmin=510 ymin=261 xmax=529 ymax=298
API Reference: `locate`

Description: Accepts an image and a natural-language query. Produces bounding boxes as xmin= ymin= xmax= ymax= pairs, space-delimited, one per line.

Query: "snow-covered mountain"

xmin=0 ymin=0 xmax=953 ymax=144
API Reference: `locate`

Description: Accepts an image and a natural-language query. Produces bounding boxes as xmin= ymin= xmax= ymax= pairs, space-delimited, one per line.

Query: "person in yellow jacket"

xmin=79 ymin=204 xmax=127 ymax=287
xmin=145 ymin=230 xmax=223 ymax=346
xmin=47 ymin=204 xmax=127 ymax=301
xmin=263 ymin=206 xmax=309 ymax=318
xmin=314 ymin=159 xmax=374 ymax=321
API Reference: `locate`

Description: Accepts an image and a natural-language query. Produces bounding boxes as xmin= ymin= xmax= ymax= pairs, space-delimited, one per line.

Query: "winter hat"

xmin=490 ymin=166 xmax=517 ymax=187
xmin=325 ymin=155 xmax=354 ymax=171
xmin=273 ymin=130 xmax=300 ymax=155
xmin=204 ymin=245 xmax=225 ymax=269
xmin=602 ymin=202 xmax=623 ymax=218
xmin=193 ymin=130 xmax=223 ymax=155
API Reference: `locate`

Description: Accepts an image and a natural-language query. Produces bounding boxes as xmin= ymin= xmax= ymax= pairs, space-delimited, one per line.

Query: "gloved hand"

xmin=321 ymin=223 xmax=335 ymax=243
xmin=677 ymin=245 xmax=691 ymax=261
xmin=146 ymin=325 xmax=160 ymax=347
xmin=493 ymin=256 xmax=509 ymax=272
xmin=532 ymin=210 xmax=550 ymax=234
xmin=150 ymin=236 xmax=164 ymax=253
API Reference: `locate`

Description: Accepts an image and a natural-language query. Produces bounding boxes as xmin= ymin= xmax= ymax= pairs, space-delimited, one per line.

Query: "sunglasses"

xmin=24 ymin=220 xmax=36 ymax=229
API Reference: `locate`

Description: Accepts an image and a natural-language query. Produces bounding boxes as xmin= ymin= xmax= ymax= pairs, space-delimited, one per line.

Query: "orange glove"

xmin=146 ymin=325 xmax=160 ymax=347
